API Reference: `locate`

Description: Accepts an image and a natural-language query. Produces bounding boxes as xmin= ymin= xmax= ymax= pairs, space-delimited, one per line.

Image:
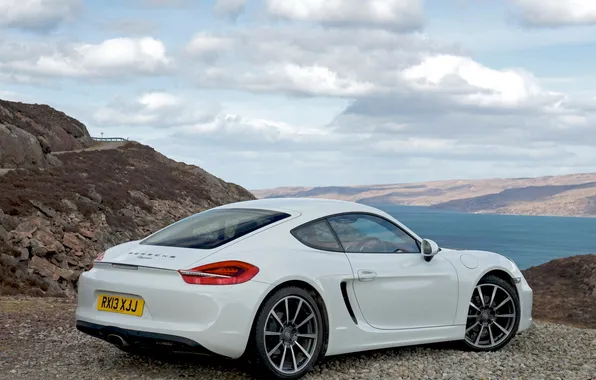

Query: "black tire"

xmin=248 ymin=286 xmax=325 ymax=380
xmin=462 ymin=275 xmax=520 ymax=352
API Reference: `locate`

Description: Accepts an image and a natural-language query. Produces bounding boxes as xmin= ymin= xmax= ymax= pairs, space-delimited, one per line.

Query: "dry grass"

xmin=0 ymin=142 xmax=217 ymax=229
xmin=0 ymin=296 xmax=74 ymax=313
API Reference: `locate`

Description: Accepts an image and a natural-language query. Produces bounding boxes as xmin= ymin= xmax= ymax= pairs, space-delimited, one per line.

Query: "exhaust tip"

xmin=106 ymin=333 xmax=128 ymax=347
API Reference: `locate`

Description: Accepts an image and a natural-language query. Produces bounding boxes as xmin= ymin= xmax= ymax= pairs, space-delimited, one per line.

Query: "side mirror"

xmin=421 ymin=239 xmax=440 ymax=262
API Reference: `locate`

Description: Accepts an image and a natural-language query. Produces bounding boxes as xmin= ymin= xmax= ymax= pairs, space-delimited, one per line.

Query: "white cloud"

xmin=187 ymin=27 xmax=562 ymax=111
xmin=266 ymin=0 xmax=423 ymax=30
xmin=0 ymin=0 xmax=79 ymax=31
xmin=138 ymin=92 xmax=180 ymax=110
xmin=253 ymin=63 xmax=379 ymax=96
xmin=2 ymin=37 xmax=172 ymax=78
xmin=185 ymin=33 xmax=233 ymax=57
xmin=214 ymin=0 xmax=246 ymax=17
xmin=179 ymin=26 xmax=596 ymax=182
xmin=513 ymin=0 xmax=596 ymax=27
xmin=188 ymin=26 xmax=458 ymax=96
xmin=400 ymin=54 xmax=559 ymax=109
xmin=182 ymin=113 xmax=329 ymax=142
xmin=93 ymin=91 xmax=220 ymax=127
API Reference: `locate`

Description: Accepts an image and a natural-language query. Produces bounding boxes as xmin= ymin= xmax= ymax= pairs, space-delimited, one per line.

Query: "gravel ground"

xmin=1 ymin=297 xmax=595 ymax=380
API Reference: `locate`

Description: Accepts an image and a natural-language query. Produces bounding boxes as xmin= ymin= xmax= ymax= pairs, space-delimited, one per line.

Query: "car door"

xmin=327 ymin=213 xmax=459 ymax=330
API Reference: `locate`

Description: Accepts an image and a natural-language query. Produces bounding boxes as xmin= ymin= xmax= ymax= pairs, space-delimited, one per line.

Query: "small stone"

xmin=0 ymin=224 xmax=8 ymax=242
xmin=8 ymin=231 xmax=32 ymax=245
xmin=29 ymin=256 xmax=57 ymax=278
xmin=29 ymin=200 xmax=57 ymax=218
xmin=18 ymin=248 xmax=29 ymax=261
xmin=62 ymin=232 xmax=84 ymax=251
xmin=33 ymin=230 xmax=64 ymax=253
xmin=87 ymin=186 xmax=102 ymax=203
xmin=78 ymin=228 xmax=95 ymax=240
xmin=14 ymin=218 xmax=42 ymax=236
xmin=30 ymin=239 xmax=48 ymax=257
xmin=61 ymin=199 xmax=78 ymax=212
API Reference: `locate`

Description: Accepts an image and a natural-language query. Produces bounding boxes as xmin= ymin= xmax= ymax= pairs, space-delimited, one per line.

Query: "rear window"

xmin=141 ymin=208 xmax=290 ymax=249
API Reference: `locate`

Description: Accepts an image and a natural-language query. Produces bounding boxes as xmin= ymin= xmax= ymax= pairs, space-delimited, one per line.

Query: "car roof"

xmin=215 ymin=197 xmax=385 ymax=220
xmin=215 ymin=197 xmax=423 ymax=243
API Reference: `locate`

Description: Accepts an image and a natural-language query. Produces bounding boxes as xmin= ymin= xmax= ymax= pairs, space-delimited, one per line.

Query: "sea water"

xmin=378 ymin=205 xmax=596 ymax=269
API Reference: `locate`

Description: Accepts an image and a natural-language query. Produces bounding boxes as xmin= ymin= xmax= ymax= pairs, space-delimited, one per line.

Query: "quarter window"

xmin=292 ymin=220 xmax=342 ymax=251
xmin=328 ymin=214 xmax=420 ymax=254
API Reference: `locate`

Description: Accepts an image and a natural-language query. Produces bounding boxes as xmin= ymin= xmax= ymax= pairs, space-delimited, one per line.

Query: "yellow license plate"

xmin=96 ymin=294 xmax=144 ymax=317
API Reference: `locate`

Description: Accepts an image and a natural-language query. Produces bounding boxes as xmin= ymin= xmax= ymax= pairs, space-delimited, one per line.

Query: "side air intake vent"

xmin=340 ymin=281 xmax=358 ymax=325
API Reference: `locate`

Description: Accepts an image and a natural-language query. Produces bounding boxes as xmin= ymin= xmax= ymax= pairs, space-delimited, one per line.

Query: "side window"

xmin=292 ymin=220 xmax=342 ymax=251
xmin=328 ymin=214 xmax=420 ymax=254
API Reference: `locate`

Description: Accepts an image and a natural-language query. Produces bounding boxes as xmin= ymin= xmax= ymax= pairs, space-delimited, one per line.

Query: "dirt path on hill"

xmin=51 ymin=141 xmax=128 ymax=155
xmin=0 ymin=142 xmax=126 ymax=175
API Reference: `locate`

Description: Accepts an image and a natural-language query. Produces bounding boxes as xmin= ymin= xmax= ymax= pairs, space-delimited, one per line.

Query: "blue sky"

xmin=2 ymin=0 xmax=596 ymax=189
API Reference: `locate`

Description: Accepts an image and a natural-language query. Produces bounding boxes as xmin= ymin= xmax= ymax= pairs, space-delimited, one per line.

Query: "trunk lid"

xmin=100 ymin=240 xmax=219 ymax=271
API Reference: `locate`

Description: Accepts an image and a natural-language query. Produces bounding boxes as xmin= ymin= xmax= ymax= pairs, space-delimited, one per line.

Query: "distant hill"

xmin=252 ymin=174 xmax=596 ymax=217
xmin=0 ymin=99 xmax=255 ymax=297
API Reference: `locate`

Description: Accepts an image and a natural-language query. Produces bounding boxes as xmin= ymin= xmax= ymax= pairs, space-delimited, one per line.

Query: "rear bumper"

xmin=76 ymin=320 xmax=217 ymax=355
xmin=75 ymin=266 xmax=272 ymax=359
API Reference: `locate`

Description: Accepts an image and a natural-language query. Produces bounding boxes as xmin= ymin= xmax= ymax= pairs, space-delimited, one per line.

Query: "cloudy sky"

xmin=2 ymin=0 xmax=596 ymax=189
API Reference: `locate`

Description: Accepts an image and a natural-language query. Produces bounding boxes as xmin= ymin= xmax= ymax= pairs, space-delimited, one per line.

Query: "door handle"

xmin=357 ymin=270 xmax=377 ymax=282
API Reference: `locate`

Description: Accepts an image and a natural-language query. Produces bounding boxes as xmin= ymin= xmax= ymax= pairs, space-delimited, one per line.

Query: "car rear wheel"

xmin=250 ymin=286 xmax=325 ymax=379
xmin=463 ymin=275 xmax=520 ymax=351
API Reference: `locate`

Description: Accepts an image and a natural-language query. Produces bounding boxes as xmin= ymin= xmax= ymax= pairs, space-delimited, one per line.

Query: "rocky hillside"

xmin=253 ymin=173 xmax=596 ymax=217
xmin=0 ymin=100 xmax=255 ymax=297
xmin=522 ymin=254 xmax=596 ymax=329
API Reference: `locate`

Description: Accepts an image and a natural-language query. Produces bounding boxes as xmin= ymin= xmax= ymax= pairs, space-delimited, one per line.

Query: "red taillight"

xmin=178 ymin=261 xmax=259 ymax=285
xmin=88 ymin=251 xmax=105 ymax=270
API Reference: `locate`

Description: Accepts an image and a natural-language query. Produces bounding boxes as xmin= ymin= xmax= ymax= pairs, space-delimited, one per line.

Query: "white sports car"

xmin=76 ymin=198 xmax=533 ymax=379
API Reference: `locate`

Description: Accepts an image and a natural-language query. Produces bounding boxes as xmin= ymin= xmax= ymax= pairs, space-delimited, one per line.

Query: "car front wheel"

xmin=463 ymin=275 xmax=521 ymax=351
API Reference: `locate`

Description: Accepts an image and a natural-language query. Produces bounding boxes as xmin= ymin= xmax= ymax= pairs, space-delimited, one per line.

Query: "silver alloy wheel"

xmin=263 ymin=295 xmax=319 ymax=375
xmin=464 ymin=283 xmax=517 ymax=348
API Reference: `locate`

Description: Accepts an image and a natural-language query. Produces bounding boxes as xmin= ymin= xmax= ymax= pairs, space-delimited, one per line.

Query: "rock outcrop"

xmin=522 ymin=254 xmax=596 ymax=329
xmin=0 ymin=99 xmax=93 ymax=152
xmin=0 ymin=124 xmax=51 ymax=168
xmin=0 ymin=99 xmax=255 ymax=297
xmin=0 ymin=99 xmax=93 ymax=169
